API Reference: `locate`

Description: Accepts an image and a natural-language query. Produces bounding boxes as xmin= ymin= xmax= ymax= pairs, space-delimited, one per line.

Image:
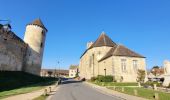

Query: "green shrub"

xmin=96 ymin=75 xmax=104 ymax=82
xmin=103 ymin=75 xmax=113 ymax=82
xmin=90 ymin=77 xmax=97 ymax=82
xmin=96 ymin=75 xmax=113 ymax=82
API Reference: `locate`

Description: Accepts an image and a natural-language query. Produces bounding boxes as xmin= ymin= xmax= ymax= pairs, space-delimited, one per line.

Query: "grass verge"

xmin=33 ymin=95 xmax=47 ymax=100
xmin=92 ymin=81 xmax=138 ymax=86
xmin=108 ymin=86 xmax=170 ymax=100
xmin=90 ymin=81 xmax=170 ymax=100
xmin=0 ymin=81 xmax=56 ymax=99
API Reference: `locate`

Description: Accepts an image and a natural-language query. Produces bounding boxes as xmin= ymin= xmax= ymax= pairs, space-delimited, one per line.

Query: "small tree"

xmin=137 ymin=69 xmax=146 ymax=83
xmin=69 ymin=65 xmax=78 ymax=69
xmin=151 ymin=66 xmax=160 ymax=76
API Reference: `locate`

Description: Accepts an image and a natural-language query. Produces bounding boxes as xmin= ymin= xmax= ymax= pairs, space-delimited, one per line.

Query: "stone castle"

xmin=0 ymin=19 xmax=47 ymax=75
xmin=79 ymin=32 xmax=146 ymax=82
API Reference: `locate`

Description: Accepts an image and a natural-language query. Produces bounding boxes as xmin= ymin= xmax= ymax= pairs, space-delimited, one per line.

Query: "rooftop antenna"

xmin=0 ymin=19 xmax=11 ymax=24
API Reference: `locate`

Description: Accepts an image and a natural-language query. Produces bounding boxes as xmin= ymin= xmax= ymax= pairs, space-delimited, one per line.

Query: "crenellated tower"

xmin=23 ymin=19 xmax=47 ymax=75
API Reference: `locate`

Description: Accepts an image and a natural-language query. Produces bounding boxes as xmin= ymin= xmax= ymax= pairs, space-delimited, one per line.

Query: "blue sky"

xmin=0 ymin=0 xmax=170 ymax=70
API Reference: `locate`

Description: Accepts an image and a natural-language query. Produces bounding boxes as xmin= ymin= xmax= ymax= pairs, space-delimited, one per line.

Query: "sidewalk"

xmin=84 ymin=82 xmax=147 ymax=100
xmin=2 ymin=83 xmax=58 ymax=100
xmin=46 ymin=85 xmax=60 ymax=100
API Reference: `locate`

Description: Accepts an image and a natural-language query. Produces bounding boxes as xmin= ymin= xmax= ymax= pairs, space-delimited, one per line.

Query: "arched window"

xmin=40 ymin=42 xmax=43 ymax=48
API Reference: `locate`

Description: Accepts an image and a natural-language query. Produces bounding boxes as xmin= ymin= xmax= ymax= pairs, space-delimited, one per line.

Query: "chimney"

xmin=87 ymin=42 xmax=93 ymax=49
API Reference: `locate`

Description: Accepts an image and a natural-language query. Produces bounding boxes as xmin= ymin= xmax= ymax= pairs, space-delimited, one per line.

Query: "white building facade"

xmin=69 ymin=68 xmax=78 ymax=78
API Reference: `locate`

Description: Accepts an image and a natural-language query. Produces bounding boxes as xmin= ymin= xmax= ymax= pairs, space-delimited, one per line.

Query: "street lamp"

xmin=57 ymin=61 xmax=60 ymax=77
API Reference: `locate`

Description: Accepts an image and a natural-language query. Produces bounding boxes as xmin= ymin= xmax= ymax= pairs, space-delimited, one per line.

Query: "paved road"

xmin=51 ymin=79 xmax=121 ymax=100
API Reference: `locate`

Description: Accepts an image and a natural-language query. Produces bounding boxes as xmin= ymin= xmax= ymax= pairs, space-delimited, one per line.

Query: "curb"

xmin=46 ymin=85 xmax=59 ymax=100
xmin=83 ymin=82 xmax=147 ymax=100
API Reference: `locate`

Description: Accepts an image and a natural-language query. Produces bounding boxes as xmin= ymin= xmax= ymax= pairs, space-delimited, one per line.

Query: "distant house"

xmin=41 ymin=69 xmax=69 ymax=77
xmin=79 ymin=32 xmax=147 ymax=82
xmin=151 ymin=66 xmax=164 ymax=76
xmin=69 ymin=65 xmax=78 ymax=78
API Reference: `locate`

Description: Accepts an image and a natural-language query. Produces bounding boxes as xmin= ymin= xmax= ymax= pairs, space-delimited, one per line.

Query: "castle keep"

xmin=0 ymin=19 xmax=47 ymax=75
xmin=79 ymin=32 xmax=146 ymax=82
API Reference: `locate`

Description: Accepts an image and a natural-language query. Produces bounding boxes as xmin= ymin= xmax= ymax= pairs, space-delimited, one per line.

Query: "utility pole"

xmin=57 ymin=61 xmax=60 ymax=77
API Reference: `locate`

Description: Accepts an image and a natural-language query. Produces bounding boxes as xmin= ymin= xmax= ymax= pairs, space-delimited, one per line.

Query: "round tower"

xmin=23 ymin=18 xmax=47 ymax=75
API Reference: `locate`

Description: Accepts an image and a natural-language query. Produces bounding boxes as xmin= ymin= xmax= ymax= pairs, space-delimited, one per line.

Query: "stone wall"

xmin=79 ymin=46 xmax=112 ymax=79
xmin=0 ymin=29 xmax=27 ymax=71
xmin=23 ymin=25 xmax=46 ymax=75
xmin=100 ymin=56 xmax=146 ymax=82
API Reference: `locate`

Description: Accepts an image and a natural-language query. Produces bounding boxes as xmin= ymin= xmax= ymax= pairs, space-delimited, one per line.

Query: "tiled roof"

xmin=80 ymin=32 xmax=116 ymax=58
xmin=41 ymin=69 xmax=69 ymax=74
xmin=89 ymin=32 xmax=116 ymax=49
xmin=99 ymin=45 xmax=145 ymax=62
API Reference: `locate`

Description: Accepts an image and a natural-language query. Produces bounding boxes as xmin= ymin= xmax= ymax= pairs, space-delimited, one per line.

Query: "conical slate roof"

xmin=89 ymin=32 xmax=117 ymax=49
xmin=28 ymin=18 xmax=47 ymax=31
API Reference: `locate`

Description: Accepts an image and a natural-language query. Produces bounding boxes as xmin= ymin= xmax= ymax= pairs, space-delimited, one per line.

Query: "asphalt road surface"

xmin=51 ymin=79 xmax=121 ymax=100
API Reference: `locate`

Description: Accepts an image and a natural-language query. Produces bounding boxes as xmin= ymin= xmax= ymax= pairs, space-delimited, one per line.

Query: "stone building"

xmin=41 ymin=69 xmax=69 ymax=77
xmin=79 ymin=32 xmax=146 ymax=82
xmin=0 ymin=19 xmax=47 ymax=75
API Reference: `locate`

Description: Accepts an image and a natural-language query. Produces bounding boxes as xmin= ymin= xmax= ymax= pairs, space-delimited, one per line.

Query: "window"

xmin=41 ymin=30 xmax=44 ymax=36
xmin=89 ymin=56 xmax=92 ymax=67
xmin=133 ymin=60 xmax=138 ymax=72
xmin=121 ymin=59 xmax=126 ymax=72
xmin=40 ymin=42 xmax=43 ymax=48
